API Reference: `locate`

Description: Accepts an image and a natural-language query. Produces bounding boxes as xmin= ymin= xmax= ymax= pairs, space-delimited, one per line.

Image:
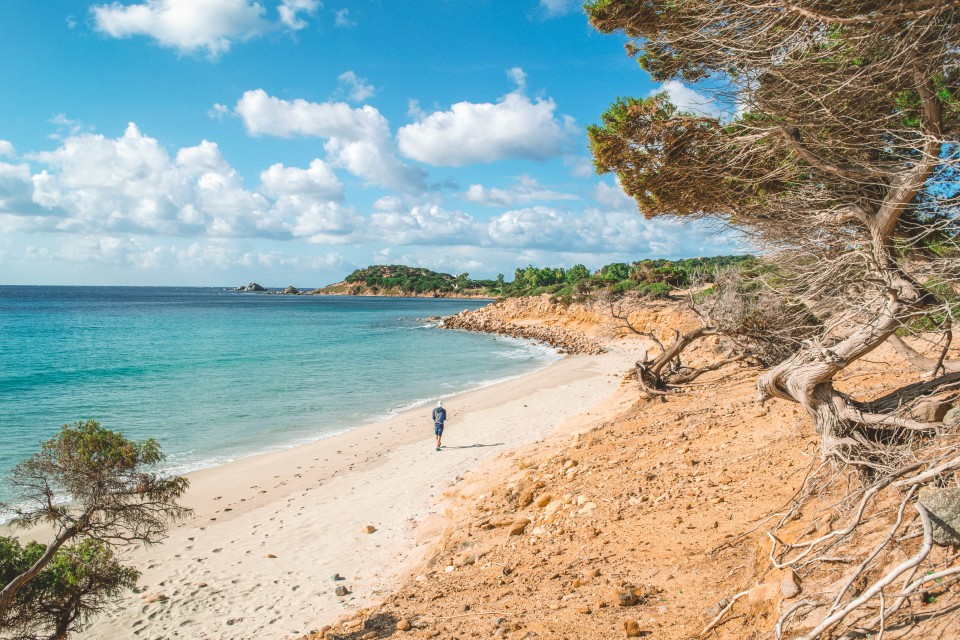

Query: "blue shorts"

xmin=434 ymin=423 xmax=444 ymax=436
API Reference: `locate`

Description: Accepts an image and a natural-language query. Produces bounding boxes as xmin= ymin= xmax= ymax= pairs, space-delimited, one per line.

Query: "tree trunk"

xmin=757 ymin=253 xmax=930 ymax=457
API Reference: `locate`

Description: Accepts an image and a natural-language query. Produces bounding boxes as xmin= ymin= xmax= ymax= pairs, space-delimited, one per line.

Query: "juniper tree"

xmin=587 ymin=2 xmax=960 ymax=636
xmin=0 ymin=421 xmax=190 ymax=638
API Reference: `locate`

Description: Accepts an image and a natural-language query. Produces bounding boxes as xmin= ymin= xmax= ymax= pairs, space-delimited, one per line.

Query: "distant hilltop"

xmin=312 ymin=265 xmax=494 ymax=298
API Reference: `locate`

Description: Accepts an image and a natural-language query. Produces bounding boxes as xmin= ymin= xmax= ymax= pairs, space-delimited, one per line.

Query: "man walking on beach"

xmin=432 ymin=401 xmax=447 ymax=451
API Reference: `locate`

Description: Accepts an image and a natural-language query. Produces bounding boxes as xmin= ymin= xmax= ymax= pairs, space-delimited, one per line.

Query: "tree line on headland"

xmin=312 ymin=255 xmax=755 ymax=300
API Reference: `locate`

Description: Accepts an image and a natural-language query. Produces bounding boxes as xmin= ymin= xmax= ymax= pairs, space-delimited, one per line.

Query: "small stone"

xmin=396 ymin=618 xmax=411 ymax=631
xmin=143 ymin=593 xmax=168 ymax=604
xmin=335 ymin=585 xmax=350 ymax=597
xmin=362 ymin=525 xmax=377 ymax=534
xmin=265 ymin=553 xmax=277 ymax=558
xmin=331 ymin=573 xmax=345 ymax=581
xmin=577 ymin=606 xmax=592 ymax=614
xmin=534 ymin=494 xmax=552 ymax=508
xmin=508 ymin=518 xmax=531 ymax=536
xmin=614 ymin=589 xmax=637 ymax=607
xmin=196 ymin=582 xmax=207 ymax=588
xmin=624 ymin=619 xmax=642 ymax=637
xmin=361 ymin=633 xmax=377 ymax=640
xmin=781 ymin=569 xmax=802 ymax=599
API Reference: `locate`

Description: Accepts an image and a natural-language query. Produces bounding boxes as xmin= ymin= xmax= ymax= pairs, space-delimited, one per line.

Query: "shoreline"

xmin=61 ymin=338 xmax=643 ymax=639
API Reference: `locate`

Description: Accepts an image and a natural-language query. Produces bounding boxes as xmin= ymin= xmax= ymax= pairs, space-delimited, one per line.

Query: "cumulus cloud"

xmin=2 ymin=123 xmax=359 ymax=242
xmin=463 ymin=175 xmax=578 ymax=207
xmin=397 ymin=69 xmax=576 ymax=167
xmin=90 ymin=0 xmax=318 ymax=57
xmin=234 ymin=89 xmax=425 ymax=192
xmin=651 ymin=80 xmax=721 ymax=118
xmin=592 ymin=178 xmax=636 ymax=210
xmin=484 ymin=205 xmax=672 ymax=254
xmin=335 ymin=70 xmax=375 ymax=103
xmin=369 ymin=200 xmax=480 ymax=245
xmin=277 ymin=0 xmax=319 ymax=30
xmin=0 ymin=140 xmax=15 ymax=157
xmin=260 ymin=159 xmax=343 ymax=200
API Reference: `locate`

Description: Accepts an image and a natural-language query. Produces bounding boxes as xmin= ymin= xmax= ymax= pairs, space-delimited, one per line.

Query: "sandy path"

xmin=69 ymin=340 xmax=642 ymax=640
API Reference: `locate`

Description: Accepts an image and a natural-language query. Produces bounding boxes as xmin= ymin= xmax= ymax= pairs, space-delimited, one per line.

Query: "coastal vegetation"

xmin=585 ymin=0 xmax=960 ymax=637
xmin=314 ymin=255 xmax=754 ymax=300
xmin=0 ymin=421 xmax=190 ymax=639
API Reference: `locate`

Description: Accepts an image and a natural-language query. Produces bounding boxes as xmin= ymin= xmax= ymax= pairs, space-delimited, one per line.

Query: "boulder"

xmin=239 ymin=282 xmax=266 ymax=292
xmin=281 ymin=285 xmax=300 ymax=295
xmin=909 ymin=399 xmax=953 ymax=423
xmin=919 ymin=487 xmax=960 ymax=546
xmin=944 ymin=406 xmax=960 ymax=427
xmin=781 ymin=568 xmax=802 ymax=599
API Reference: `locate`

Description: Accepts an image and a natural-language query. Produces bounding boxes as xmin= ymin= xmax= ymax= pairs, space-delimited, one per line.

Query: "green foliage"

xmin=1 ymin=537 xmax=137 ymax=640
xmin=897 ymin=278 xmax=960 ymax=335
xmin=499 ymin=255 xmax=755 ymax=301
xmin=341 ymin=265 xmax=494 ymax=296
xmin=6 ymin=420 xmax=190 ymax=536
xmin=1 ymin=421 xmax=191 ymax=638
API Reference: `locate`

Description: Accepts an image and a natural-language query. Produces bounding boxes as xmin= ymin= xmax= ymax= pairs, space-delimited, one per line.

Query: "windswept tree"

xmin=587 ymin=2 xmax=960 ymax=637
xmin=587 ymin=0 xmax=960 ymax=458
xmin=0 ymin=421 xmax=190 ymax=638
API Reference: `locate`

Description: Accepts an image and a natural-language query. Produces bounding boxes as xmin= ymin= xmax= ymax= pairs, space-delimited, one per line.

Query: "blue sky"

xmin=0 ymin=0 xmax=741 ymax=286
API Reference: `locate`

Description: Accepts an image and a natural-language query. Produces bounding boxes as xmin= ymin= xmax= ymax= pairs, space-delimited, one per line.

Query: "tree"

xmin=0 ymin=537 xmax=137 ymax=640
xmin=587 ymin=2 xmax=960 ymax=637
xmin=565 ymin=264 xmax=590 ymax=284
xmin=0 ymin=421 xmax=190 ymax=637
xmin=587 ymin=0 xmax=959 ymax=457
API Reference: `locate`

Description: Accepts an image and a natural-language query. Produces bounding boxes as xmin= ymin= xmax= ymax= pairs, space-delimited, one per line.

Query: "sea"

xmin=0 ymin=286 xmax=559 ymax=511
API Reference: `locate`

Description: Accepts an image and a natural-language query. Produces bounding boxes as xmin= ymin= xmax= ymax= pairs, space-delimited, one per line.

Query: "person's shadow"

xmin=443 ymin=442 xmax=504 ymax=449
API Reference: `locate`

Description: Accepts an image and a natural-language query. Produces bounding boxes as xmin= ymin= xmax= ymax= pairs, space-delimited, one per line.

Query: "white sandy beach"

xmin=54 ymin=339 xmax=644 ymax=639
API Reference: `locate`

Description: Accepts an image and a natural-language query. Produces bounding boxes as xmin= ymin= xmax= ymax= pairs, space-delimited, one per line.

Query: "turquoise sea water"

xmin=0 ymin=287 xmax=558 ymax=508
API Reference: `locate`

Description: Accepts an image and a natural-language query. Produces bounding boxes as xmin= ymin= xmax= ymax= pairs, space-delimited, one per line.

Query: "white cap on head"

xmin=437 ymin=400 xmax=443 ymax=407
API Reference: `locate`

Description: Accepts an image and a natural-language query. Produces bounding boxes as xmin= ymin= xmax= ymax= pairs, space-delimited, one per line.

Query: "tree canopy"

xmin=1 ymin=421 xmax=190 ymax=639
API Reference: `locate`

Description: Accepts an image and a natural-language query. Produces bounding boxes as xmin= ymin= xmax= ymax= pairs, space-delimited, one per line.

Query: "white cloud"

xmin=0 ymin=141 xmax=15 ymax=157
xmin=5 ymin=123 xmax=367 ymax=245
xmin=335 ymin=70 xmax=375 ymax=103
xmin=484 ymin=205 xmax=671 ymax=253
xmin=334 ymin=8 xmax=354 ymax=27
xmin=539 ymin=0 xmax=577 ymax=17
xmin=369 ymin=200 xmax=480 ymax=245
xmin=397 ymin=71 xmax=576 ymax=167
xmin=277 ymin=0 xmax=319 ymax=30
xmin=464 ymin=175 xmax=578 ymax=207
xmin=507 ymin=67 xmax=527 ymax=91
xmin=234 ymin=89 xmax=425 ymax=192
xmin=90 ymin=0 xmax=316 ymax=57
xmin=208 ymin=102 xmax=232 ymax=120
xmin=592 ymin=178 xmax=636 ymax=210
xmin=652 ymin=80 xmax=721 ymax=118
xmin=260 ymin=159 xmax=343 ymax=200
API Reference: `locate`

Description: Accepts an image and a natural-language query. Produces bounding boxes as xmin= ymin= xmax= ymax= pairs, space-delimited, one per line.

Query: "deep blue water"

xmin=0 ymin=287 xmax=557 ymax=507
